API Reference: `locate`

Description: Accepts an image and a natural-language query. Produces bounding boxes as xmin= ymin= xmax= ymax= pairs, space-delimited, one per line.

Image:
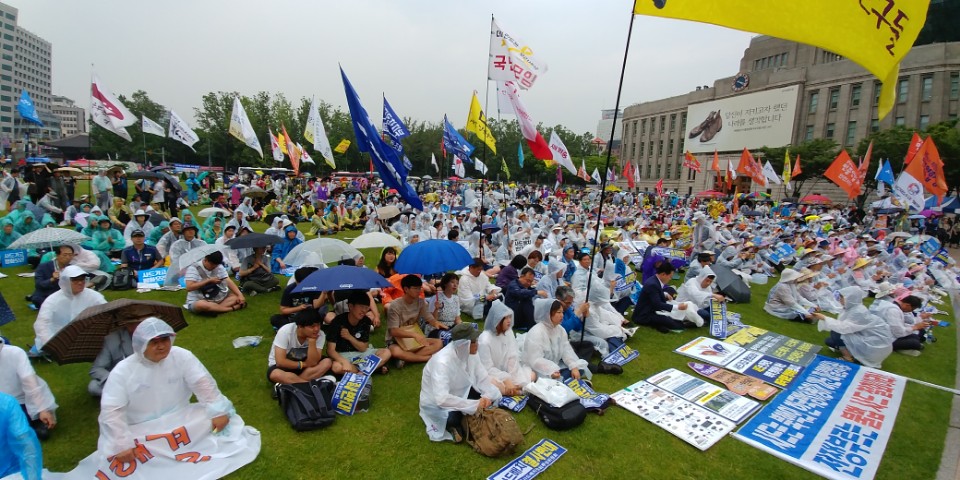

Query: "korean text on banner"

xmin=602 ymin=343 xmax=639 ymax=366
xmin=331 ymin=372 xmax=370 ymax=415
xmin=137 ymin=267 xmax=168 ymax=287
xmin=487 ymin=439 xmax=566 ymax=480
xmin=0 ymin=249 xmax=27 ymax=267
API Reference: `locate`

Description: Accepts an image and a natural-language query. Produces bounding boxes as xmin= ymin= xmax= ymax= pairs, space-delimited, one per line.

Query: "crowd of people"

xmin=0 ymin=160 xmax=957 ymax=477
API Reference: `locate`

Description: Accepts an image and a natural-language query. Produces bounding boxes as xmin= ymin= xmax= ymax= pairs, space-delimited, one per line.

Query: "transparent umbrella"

xmin=283 ymin=238 xmax=360 ymax=266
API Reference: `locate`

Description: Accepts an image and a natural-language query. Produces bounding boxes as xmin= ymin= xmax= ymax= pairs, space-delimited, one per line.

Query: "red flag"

xmin=625 ymin=163 xmax=635 ymax=189
xmin=369 ymin=159 xmax=374 ymax=174
xmin=906 ymin=137 xmax=948 ymax=200
xmin=725 ymin=170 xmax=732 ymax=191
xmin=711 ymin=150 xmax=720 ymax=171
xmin=732 ymin=187 xmax=739 ymax=215
xmin=792 ymin=154 xmax=802 ymax=176
xmin=683 ymin=151 xmax=702 ymax=172
xmin=655 ymin=178 xmax=663 ymax=196
xmin=824 ymin=150 xmax=861 ymax=199
xmin=904 ymin=132 xmax=923 ymax=165
xmin=282 ymin=124 xmax=301 ymax=175
xmin=440 ymin=137 xmax=446 ymax=158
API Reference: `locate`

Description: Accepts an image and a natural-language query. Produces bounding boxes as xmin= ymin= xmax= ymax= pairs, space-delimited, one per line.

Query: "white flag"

xmin=488 ymin=18 xmax=548 ymax=90
xmin=762 ymin=161 xmax=782 ymax=184
xmin=228 ymin=97 xmax=263 ymax=158
xmin=90 ymin=73 xmax=134 ymax=141
xmin=298 ymin=143 xmax=315 ymax=164
xmin=728 ymin=158 xmax=738 ymax=179
xmin=591 ymin=168 xmax=602 ymax=184
xmin=453 ymin=156 xmax=466 ymax=177
xmin=547 ymin=131 xmax=578 ymax=176
xmin=876 ymin=181 xmax=885 ymax=197
xmin=495 ymin=81 xmax=517 ymax=117
xmin=634 ymin=161 xmax=641 ymax=184
xmin=473 ymin=158 xmax=488 ymax=175
xmin=431 ymin=153 xmax=439 ymax=172
xmin=141 ymin=115 xmax=165 ymax=137
xmin=269 ymin=127 xmax=284 ymax=162
xmin=893 ymin=171 xmax=924 ymax=211
xmin=168 ymin=110 xmax=199 ymax=151
xmin=304 ymin=97 xmax=335 ymax=168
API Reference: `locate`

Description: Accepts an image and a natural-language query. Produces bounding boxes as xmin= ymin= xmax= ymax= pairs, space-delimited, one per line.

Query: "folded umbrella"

xmin=225 ymin=233 xmax=281 ymax=249
xmin=292 ymin=265 xmax=393 ymax=293
xmin=41 ymin=299 xmax=187 ymax=365
xmin=395 ymin=239 xmax=472 ymax=275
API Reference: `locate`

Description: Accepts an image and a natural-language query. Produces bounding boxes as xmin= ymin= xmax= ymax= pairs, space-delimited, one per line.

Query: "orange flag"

xmin=281 ymin=124 xmax=300 ymax=174
xmin=906 ymin=137 xmax=948 ymax=200
xmin=711 ymin=150 xmax=720 ymax=171
xmin=792 ymin=154 xmax=802 ymax=176
xmin=857 ymin=141 xmax=873 ymax=189
xmin=735 ymin=148 xmax=766 ymax=186
xmin=903 ymin=132 xmax=924 ymax=166
xmin=824 ymin=150 xmax=861 ymax=199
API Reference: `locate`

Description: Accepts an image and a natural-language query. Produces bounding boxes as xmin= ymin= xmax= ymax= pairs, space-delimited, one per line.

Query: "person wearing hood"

xmin=537 ymin=260 xmax=567 ymax=301
xmin=155 ymin=216 xmax=184 ymax=260
xmin=522 ymin=298 xmax=590 ymax=381
xmin=122 ymin=209 xmax=154 ymax=247
xmin=818 ymin=286 xmax=894 ymax=368
xmin=677 ymin=266 xmax=726 ymax=323
xmin=477 ymin=301 xmax=534 ymax=396
xmin=36 ymin=191 xmax=62 ymax=221
xmin=97 ymin=318 xmax=240 ymax=464
xmin=33 ymin=265 xmax=107 ymax=350
xmin=0 ymin=391 xmax=42 ymax=480
xmin=0 ymin=167 xmax=26 ymax=211
xmin=419 ymin=323 xmax=502 ymax=443
xmin=14 ymin=209 xmax=39 ymax=236
xmin=185 ymin=172 xmax=201 ymax=204
xmin=583 ymin=280 xmax=629 ymax=355
xmin=0 ymin=217 xmax=21 ymax=251
xmin=163 ymin=223 xmax=206 ymax=287
xmin=239 ymin=245 xmax=280 ymax=295
xmin=0 ymin=338 xmax=58 ymax=442
xmin=764 ymin=269 xmax=825 ymax=323
xmin=146 ymin=220 xmax=169 ymax=248
xmin=264 ymin=216 xmax=284 ymax=237
xmin=225 ymin=210 xmax=251 ymax=234
xmin=271 ymin=224 xmax=303 ymax=274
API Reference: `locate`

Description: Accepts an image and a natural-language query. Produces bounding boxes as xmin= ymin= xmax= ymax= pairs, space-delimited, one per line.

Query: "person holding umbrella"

xmin=87 ymin=317 xmax=141 ymax=397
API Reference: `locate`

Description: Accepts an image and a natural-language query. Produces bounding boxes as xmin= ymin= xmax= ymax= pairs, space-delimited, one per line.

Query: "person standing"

xmin=0 ymin=167 xmax=24 ymax=211
xmin=92 ymin=170 xmax=112 ymax=211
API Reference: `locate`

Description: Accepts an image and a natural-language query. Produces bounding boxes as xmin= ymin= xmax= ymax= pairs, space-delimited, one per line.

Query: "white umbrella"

xmin=887 ymin=232 xmax=911 ymax=238
xmin=178 ymin=244 xmax=229 ymax=269
xmin=197 ymin=207 xmax=231 ymax=218
xmin=376 ymin=205 xmax=401 ymax=220
xmin=8 ymin=228 xmax=90 ymax=250
xmin=350 ymin=232 xmax=402 ymax=249
xmin=283 ymin=238 xmax=360 ymax=266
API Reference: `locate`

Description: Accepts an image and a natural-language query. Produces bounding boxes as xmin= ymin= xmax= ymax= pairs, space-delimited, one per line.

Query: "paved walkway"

xmin=936 ymin=246 xmax=960 ymax=480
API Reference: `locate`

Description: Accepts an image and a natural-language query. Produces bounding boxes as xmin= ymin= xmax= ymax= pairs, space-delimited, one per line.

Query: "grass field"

xmin=2 ymin=186 xmax=956 ymax=479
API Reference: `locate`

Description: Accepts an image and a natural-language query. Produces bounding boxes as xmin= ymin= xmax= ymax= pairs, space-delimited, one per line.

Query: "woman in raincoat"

xmin=818 ymin=286 xmax=894 ymax=368
xmin=477 ymin=301 xmax=533 ymax=396
xmin=677 ymin=266 xmax=725 ymax=319
xmin=85 ymin=215 xmax=124 ymax=256
xmin=33 ymin=265 xmax=107 ymax=350
xmin=522 ymin=298 xmax=590 ymax=381
xmin=583 ymin=279 xmax=628 ymax=355
xmin=0 ymin=392 xmax=42 ymax=480
xmin=0 ymin=218 xmax=21 ymax=250
xmin=270 ymin=224 xmax=302 ymax=273
xmin=14 ymin=210 xmax=39 ymax=236
xmin=0 ymin=339 xmax=58 ymax=442
xmin=418 ymin=324 xmax=501 ymax=442
xmin=763 ymin=269 xmax=823 ymax=323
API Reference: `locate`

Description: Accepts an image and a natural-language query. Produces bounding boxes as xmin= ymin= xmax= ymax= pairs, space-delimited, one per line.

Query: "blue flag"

xmin=442 ymin=115 xmax=475 ymax=164
xmin=340 ymin=68 xmax=422 ymax=211
xmin=17 ymin=90 xmax=43 ymax=127
xmin=876 ymin=158 xmax=895 ymax=186
xmin=518 ymin=143 xmax=524 ymax=168
xmin=382 ymin=96 xmax=412 ymax=170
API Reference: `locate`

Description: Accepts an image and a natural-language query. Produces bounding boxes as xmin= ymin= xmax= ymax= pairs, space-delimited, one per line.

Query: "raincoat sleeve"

xmin=98 ymin=374 xmax=133 ymax=457
xmin=477 ymin=334 xmax=510 ymax=382
xmin=467 ymin=356 xmax=503 ymax=403
xmin=179 ymin=349 xmax=234 ymax=418
xmin=2 ymin=393 xmax=42 ymax=480
xmin=32 ymin=299 xmax=57 ymax=350
xmin=425 ymin=359 xmax=481 ymax=415
xmin=817 ymin=311 xmax=875 ymax=335
xmin=521 ymin=327 xmax=562 ymax=378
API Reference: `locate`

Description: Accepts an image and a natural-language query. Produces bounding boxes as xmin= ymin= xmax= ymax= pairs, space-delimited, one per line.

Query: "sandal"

xmin=379 ymin=365 xmax=389 ymax=375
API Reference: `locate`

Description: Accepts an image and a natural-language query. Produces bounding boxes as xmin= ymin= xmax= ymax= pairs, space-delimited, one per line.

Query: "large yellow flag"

xmin=633 ymin=0 xmax=930 ymax=119
xmin=782 ymin=149 xmax=792 ymax=184
xmin=466 ymin=92 xmax=497 ymax=154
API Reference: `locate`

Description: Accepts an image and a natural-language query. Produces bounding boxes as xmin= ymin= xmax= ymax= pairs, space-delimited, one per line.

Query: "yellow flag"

xmin=782 ymin=149 xmax=792 ymax=184
xmin=334 ymin=139 xmax=351 ymax=154
xmin=501 ymin=158 xmax=510 ymax=179
xmin=633 ymin=0 xmax=930 ymax=119
xmin=277 ymin=133 xmax=288 ymax=154
xmin=466 ymin=92 xmax=497 ymax=154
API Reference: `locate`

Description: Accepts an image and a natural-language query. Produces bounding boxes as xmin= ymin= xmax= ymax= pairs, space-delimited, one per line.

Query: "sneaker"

xmin=27 ymin=303 xmax=38 ymax=311
xmin=248 ymin=290 xmax=258 ymax=297
xmin=272 ymin=382 xmax=281 ymax=399
xmin=896 ymin=349 xmax=922 ymax=357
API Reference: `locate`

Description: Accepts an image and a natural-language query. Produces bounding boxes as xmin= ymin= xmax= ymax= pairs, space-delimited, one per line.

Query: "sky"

xmin=17 ymin=0 xmax=755 ymax=137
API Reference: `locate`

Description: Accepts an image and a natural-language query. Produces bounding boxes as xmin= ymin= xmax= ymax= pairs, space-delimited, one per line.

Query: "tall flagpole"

xmin=582 ymin=7 xmax=636 ymax=343
xmin=476 ymin=13 xmax=496 ymax=256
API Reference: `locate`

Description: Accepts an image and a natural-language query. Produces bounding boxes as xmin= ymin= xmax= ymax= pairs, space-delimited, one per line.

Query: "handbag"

xmin=275 ymin=378 xmax=336 ymax=431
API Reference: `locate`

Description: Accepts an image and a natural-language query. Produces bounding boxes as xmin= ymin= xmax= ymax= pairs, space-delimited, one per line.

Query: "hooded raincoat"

xmin=817 ymin=287 xmax=894 ymax=368
xmin=522 ymin=298 xmax=589 ymax=379
xmin=0 ymin=392 xmax=42 ymax=480
xmin=0 ymin=342 xmax=57 ymax=421
xmin=477 ymin=301 xmax=533 ymax=391
xmin=33 ymin=265 xmax=106 ymax=349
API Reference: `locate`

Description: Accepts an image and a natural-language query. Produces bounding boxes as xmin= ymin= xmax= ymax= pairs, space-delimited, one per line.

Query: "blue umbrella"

xmin=292 ymin=266 xmax=392 ymax=293
xmin=395 ymin=239 xmax=473 ymax=275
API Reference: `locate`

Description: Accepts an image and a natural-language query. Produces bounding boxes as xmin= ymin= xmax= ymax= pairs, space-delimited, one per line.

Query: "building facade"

xmin=52 ymin=95 xmax=84 ymax=137
xmin=595 ymin=108 xmax=622 ymax=155
xmin=620 ymin=36 xmax=960 ymax=200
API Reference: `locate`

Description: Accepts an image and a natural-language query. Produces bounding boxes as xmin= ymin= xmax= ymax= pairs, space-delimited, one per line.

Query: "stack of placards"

xmin=675 ymin=335 xmax=807 ymax=389
xmin=724 ymin=326 xmax=821 ymax=366
xmin=643 ymin=369 xmax=761 ymax=423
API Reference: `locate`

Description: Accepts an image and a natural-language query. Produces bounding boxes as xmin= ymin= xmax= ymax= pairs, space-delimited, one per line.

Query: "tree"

xmin=758 ymin=138 xmax=840 ymax=197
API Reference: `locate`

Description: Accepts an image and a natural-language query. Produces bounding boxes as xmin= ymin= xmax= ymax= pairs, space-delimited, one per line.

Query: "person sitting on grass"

xmin=183 ymin=250 xmax=246 ymax=315
xmin=118 ymin=229 xmax=162 ymax=279
xmin=504 ymin=267 xmax=547 ymax=331
xmin=34 ymin=265 xmax=107 ymax=352
xmin=385 ymin=275 xmax=443 ymax=369
xmin=0 ymin=339 xmax=58 ymax=441
xmin=88 ymin=318 xmax=141 ymax=398
xmin=164 ymin=223 xmax=206 ymax=287
xmin=522 ymin=298 xmax=590 ymax=382
xmin=426 ymin=273 xmax=462 ymax=338
xmin=818 ymin=286 xmax=894 ymax=368
xmin=419 ymin=323 xmax=502 ymax=443
xmin=238 ymin=246 xmax=279 ymax=296
xmin=477 ymin=300 xmax=534 ymax=396
xmin=267 ymin=308 xmax=333 ymax=386
xmin=324 ymin=292 xmax=391 ymax=376
xmin=28 ymin=245 xmax=74 ymax=309
xmin=86 ymin=215 xmax=124 ymax=258
xmin=270 ymin=224 xmax=302 ymax=274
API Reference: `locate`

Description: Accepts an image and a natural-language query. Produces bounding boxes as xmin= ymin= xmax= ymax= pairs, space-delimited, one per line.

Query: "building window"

xmin=655 ymin=165 xmax=661 ymax=178
xmin=846 ymin=121 xmax=857 ymax=146
xmin=781 ymin=52 xmax=789 ymax=66
xmin=648 ymin=142 xmax=653 ymax=156
xmin=809 ymin=92 xmax=819 ymax=113
xmin=850 ymin=84 xmax=861 ymax=107
xmin=668 ymin=139 xmax=674 ymax=155
xmin=640 ymin=119 xmax=646 ymax=135
xmin=895 ymin=116 xmax=905 ymax=126
xmin=871 ymin=119 xmax=879 ymax=132
xmin=829 ymin=88 xmax=840 ymax=110
xmin=658 ymin=140 xmax=663 ymax=156
xmin=659 ymin=116 xmax=665 ymax=133
xmin=897 ymin=78 xmax=909 ymax=103
xmin=680 ymin=113 xmax=687 ymax=131
xmin=669 ymin=114 xmax=676 ymax=132
xmin=825 ymin=123 xmax=835 ymax=138
xmin=805 ymin=125 xmax=814 ymax=141
xmin=921 ymin=76 xmax=933 ymax=101
xmin=951 ymin=73 xmax=959 ymax=100
xmin=920 ymin=115 xmax=930 ymax=130
xmin=874 ymin=82 xmax=882 ymax=105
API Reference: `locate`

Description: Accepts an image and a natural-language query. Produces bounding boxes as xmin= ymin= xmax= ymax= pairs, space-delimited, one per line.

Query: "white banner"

xmin=488 ymin=19 xmax=547 ymax=90
xmin=893 ymin=171 xmax=924 ymax=211
xmin=762 ymin=160 xmax=783 ymax=184
xmin=141 ymin=115 xmax=165 ymax=137
xmin=91 ymin=74 xmax=135 ymax=142
xmin=304 ymin=97 xmax=335 ymax=168
xmin=228 ymin=97 xmax=263 ymax=158
xmin=46 ymin=404 xmax=260 ymax=479
xmin=168 ymin=110 xmax=200 ymax=151
xmin=683 ymin=85 xmax=800 ymax=154
xmin=547 ymin=131 xmax=578 ymax=175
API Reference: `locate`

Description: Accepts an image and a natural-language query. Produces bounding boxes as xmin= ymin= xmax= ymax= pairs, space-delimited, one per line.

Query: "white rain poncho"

xmin=98 ymin=318 xmax=235 ymax=457
xmin=536 ymin=260 xmax=567 ymax=300
xmin=0 ymin=342 xmax=57 ymax=420
xmin=764 ymin=275 xmax=815 ymax=320
xmin=677 ymin=266 xmax=716 ymax=309
xmin=522 ymin=298 xmax=589 ymax=379
xmin=817 ymin=287 xmax=894 ymax=369
xmin=33 ymin=265 xmax=106 ymax=349
xmin=477 ymin=301 xmax=533 ymax=390
xmin=418 ymin=338 xmax=502 ymax=442
xmin=584 ymin=280 xmax=626 ymax=349
xmin=0 ymin=392 xmax=42 ymax=480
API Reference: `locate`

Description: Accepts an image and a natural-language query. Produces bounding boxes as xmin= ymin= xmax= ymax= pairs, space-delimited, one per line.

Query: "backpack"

xmin=276 ymin=378 xmax=336 ymax=431
xmin=111 ymin=268 xmax=135 ymax=291
xmin=462 ymin=408 xmax=524 ymax=457
xmin=526 ymin=395 xmax=587 ymax=431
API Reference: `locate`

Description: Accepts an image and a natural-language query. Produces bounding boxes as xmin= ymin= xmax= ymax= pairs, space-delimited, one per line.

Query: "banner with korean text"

xmin=733 ymin=356 xmax=905 ymax=480
xmin=682 ymin=85 xmax=800 ymax=153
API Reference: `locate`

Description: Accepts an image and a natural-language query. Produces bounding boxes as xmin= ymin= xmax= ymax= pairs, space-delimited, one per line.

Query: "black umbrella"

xmin=225 ymin=232 xmax=281 ymax=249
xmin=159 ymin=172 xmax=182 ymax=191
xmin=130 ymin=170 xmax=162 ymax=180
xmin=710 ymin=264 xmax=751 ymax=303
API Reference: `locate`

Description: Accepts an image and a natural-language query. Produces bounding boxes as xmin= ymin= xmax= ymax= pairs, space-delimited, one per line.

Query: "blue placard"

xmin=775 ymin=244 xmax=795 ymax=259
xmin=137 ymin=267 xmax=168 ymax=286
xmin=0 ymin=249 xmax=26 ymax=267
xmin=933 ymin=248 xmax=950 ymax=266
xmin=441 ymin=204 xmax=451 ymax=213
xmin=499 ymin=395 xmax=529 ymax=413
xmin=709 ymin=300 xmax=728 ymax=339
xmin=602 ymin=343 xmax=639 ymax=366
xmin=351 ymin=354 xmax=381 ymax=376
xmin=563 ymin=378 xmax=610 ymax=410
xmin=487 ymin=439 xmax=567 ymax=480
xmin=650 ymin=246 xmax=686 ymax=261
xmin=0 ymin=292 xmax=14 ymax=327
xmin=332 ymin=372 xmax=370 ymax=416
xmin=920 ymin=237 xmax=942 ymax=257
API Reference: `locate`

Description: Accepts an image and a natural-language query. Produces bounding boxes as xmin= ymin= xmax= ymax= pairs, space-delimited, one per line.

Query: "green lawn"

xmin=2 ymin=188 xmax=955 ymax=479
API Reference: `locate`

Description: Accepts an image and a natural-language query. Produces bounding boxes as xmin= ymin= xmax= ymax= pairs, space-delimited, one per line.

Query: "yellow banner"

xmin=633 ymin=0 xmax=931 ymax=119
xmin=334 ymin=139 xmax=351 ymax=154
xmin=466 ymin=92 xmax=497 ymax=154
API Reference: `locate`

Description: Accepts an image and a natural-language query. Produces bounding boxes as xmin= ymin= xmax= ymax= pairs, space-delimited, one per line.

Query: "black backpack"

xmin=110 ymin=268 xmax=135 ymax=291
xmin=526 ymin=395 xmax=587 ymax=430
xmin=276 ymin=378 xmax=336 ymax=431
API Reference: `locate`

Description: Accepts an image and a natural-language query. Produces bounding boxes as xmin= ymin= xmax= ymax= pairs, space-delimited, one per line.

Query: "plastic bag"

xmin=232 ymin=336 xmax=263 ymax=348
xmin=523 ymin=377 xmax=579 ymax=408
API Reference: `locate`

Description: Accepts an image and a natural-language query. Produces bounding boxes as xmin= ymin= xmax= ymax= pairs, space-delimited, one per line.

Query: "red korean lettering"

xmin=145 ymin=425 xmax=191 ymax=451
xmin=492 ymin=55 xmax=507 ymax=71
xmin=175 ymin=451 xmax=212 ymax=463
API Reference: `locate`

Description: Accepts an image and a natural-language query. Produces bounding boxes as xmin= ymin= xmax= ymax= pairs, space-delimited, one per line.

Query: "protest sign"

xmin=709 ymin=299 xmax=728 ymax=339
xmin=602 ymin=343 xmax=639 ymax=366
xmin=0 ymin=249 xmax=26 ymax=267
xmin=725 ymin=350 xmax=804 ymax=389
xmin=512 ymin=237 xmax=532 ymax=253
xmin=725 ymin=326 xmax=821 ymax=366
xmin=734 ymin=356 xmax=905 ymax=480
xmin=488 ymin=439 xmax=567 ymax=480
xmin=563 ymin=378 xmax=610 ymax=410
xmin=137 ymin=267 xmax=168 ymax=287
xmin=332 ymin=372 xmax=370 ymax=415
xmin=351 ymin=355 xmax=381 ymax=376
xmin=687 ymin=362 xmax=778 ymax=401
xmin=499 ymin=395 xmax=529 ymax=413
xmin=650 ymin=246 xmax=687 ymax=261
xmin=919 ymin=237 xmax=941 ymax=257
xmin=932 ymin=248 xmax=950 ymax=266
xmin=642 ymin=369 xmax=761 ymax=424
xmin=674 ymin=336 xmax=745 ymax=367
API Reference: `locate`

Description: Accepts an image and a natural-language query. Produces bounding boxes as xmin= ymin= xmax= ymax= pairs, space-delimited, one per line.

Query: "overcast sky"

xmin=19 ymin=0 xmax=754 ymax=136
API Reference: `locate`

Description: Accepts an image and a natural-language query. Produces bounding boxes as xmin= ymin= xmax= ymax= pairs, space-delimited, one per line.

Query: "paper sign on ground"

xmin=709 ymin=299 xmax=728 ymax=339
xmin=563 ymin=378 xmax=610 ymax=410
xmin=331 ymin=372 xmax=370 ymax=415
xmin=674 ymin=336 xmax=745 ymax=367
xmin=499 ymin=395 xmax=529 ymax=412
xmin=733 ymin=356 xmax=905 ymax=480
xmin=725 ymin=350 xmax=804 ymax=389
xmin=487 ymin=438 xmax=567 ymax=480
xmin=640 ymin=369 xmax=761 ymax=424
xmin=725 ymin=326 xmax=821 ymax=366
xmin=687 ymin=362 xmax=777 ymax=401
xmin=351 ymin=355 xmax=381 ymax=376
xmin=602 ymin=343 xmax=639 ymax=366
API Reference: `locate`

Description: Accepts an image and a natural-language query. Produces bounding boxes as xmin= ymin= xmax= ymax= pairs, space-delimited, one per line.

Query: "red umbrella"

xmin=800 ymin=194 xmax=832 ymax=205
xmin=696 ymin=190 xmax=726 ymax=198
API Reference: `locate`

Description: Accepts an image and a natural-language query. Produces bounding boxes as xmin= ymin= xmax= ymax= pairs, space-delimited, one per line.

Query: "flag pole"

xmin=582 ymin=6 xmax=636 ymax=343
xmin=476 ymin=13 xmax=495 ymax=257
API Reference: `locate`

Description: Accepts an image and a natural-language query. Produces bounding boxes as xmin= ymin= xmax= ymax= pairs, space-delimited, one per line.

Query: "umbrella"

xmin=695 ymin=190 xmax=726 ymax=198
xmin=741 ymin=210 xmax=763 ymax=217
xmin=800 ymin=194 xmax=832 ymax=205
xmin=451 ymin=206 xmax=471 ymax=214
xmin=711 ymin=264 xmax=751 ymax=303
xmin=887 ymin=232 xmax=911 ymax=238
xmin=56 ymin=167 xmax=84 ymax=174
xmin=197 ymin=207 xmax=231 ymax=218
xmin=243 ymin=186 xmax=268 ymax=198
xmin=225 ymin=233 xmax=281 ymax=249
xmin=804 ymin=215 xmax=821 ymax=221
xmin=604 ymin=185 xmax=622 ymax=192
xmin=908 ymin=214 xmax=926 ymax=220
xmin=41 ymin=299 xmax=187 ymax=365
xmin=8 ymin=228 xmax=90 ymax=250
xmin=920 ymin=209 xmax=941 ymax=218
xmin=130 ymin=170 xmax=162 ymax=180
xmin=820 ymin=214 xmax=835 ymax=221
xmin=376 ymin=205 xmax=401 ymax=220
xmin=150 ymin=165 xmax=175 ymax=171
xmin=197 ymin=171 xmax=210 ymax=181
xmin=131 ymin=171 xmax=180 ymax=191
xmin=350 ymin=232 xmax=402 ymax=249
xmin=395 ymin=239 xmax=472 ymax=275
xmin=292 ymin=265 xmax=393 ymax=293
xmin=422 ymin=175 xmax=433 ymax=180
xmin=481 ymin=223 xmax=498 ymax=231
xmin=178 ymin=244 xmax=229 ymax=269
xmin=283 ymin=238 xmax=361 ymax=266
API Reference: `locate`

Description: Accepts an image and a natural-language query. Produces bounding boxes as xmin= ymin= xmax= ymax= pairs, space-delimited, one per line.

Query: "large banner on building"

xmin=683 ymin=85 xmax=800 ymax=154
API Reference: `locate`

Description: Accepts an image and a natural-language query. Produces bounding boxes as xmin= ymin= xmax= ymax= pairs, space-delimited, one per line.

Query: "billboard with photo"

xmin=683 ymin=85 xmax=800 ymax=154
